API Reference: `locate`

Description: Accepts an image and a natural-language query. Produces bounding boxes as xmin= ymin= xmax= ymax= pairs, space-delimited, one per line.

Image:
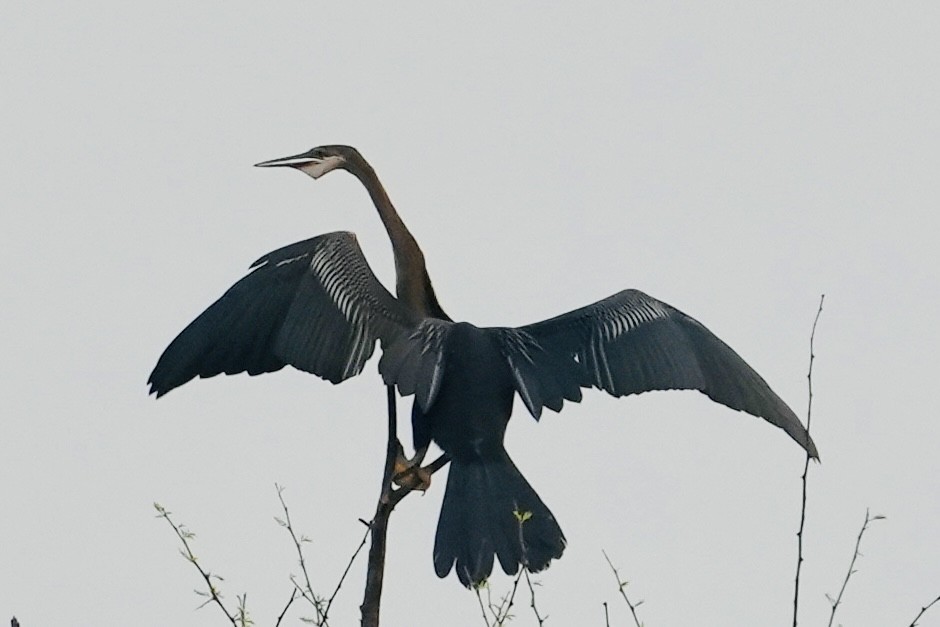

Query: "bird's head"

xmin=255 ymin=144 xmax=362 ymax=179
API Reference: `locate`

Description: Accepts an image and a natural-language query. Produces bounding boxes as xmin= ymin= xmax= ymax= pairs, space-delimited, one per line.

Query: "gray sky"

xmin=3 ymin=3 xmax=939 ymax=626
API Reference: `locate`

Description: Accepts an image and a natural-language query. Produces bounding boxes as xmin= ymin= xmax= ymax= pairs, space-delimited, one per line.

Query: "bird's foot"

xmin=393 ymin=444 xmax=432 ymax=492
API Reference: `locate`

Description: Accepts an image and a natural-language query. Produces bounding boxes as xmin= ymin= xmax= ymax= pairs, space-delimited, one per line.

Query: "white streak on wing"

xmin=426 ymin=351 xmax=444 ymax=404
xmin=602 ymin=298 xmax=669 ymax=342
xmin=419 ymin=320 xmax=444 ymax=355
xmin=275 ymin=253 xmax=309 ymax=268
xmin=311 ymin=245 xmax=357 ymax=322
xmin=613 ymin=312 xmax=625 ymax=338
xmin=306 ymin=243 xmax=379 ymax=379
xmin=337 ymin=290 xmax=351 ymax=318
xmin=629 ymin=306 xmax=641 ymax=328
xmin=344 ymin=320 xmax=368 ymax=378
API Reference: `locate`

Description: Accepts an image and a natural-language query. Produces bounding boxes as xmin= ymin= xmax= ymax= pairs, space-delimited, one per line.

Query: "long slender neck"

xmin=345 ymin=154 xmax=451 ymax=321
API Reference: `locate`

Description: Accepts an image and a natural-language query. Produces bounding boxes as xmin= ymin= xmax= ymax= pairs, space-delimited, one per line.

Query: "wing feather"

xmin=148 ymin=231 xmax=419 ymax=396
xmin=490 ymin=328 xmax=583 ymax=420
xmin=507 ymin=289 xmax=817 ymax=458
xmin=378 ymin=319 xmax=451 ymax=411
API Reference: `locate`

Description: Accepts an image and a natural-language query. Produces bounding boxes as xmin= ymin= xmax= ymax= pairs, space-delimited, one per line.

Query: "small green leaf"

xmin=513 ymin=509 xmax=533 ymax=523
xmin=472 ymin=578 xmax=490 ymax=590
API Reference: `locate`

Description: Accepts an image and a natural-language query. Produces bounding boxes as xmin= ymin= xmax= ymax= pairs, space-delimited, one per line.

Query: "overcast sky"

xmin=3 ymin=3 xmax=939 ymax=626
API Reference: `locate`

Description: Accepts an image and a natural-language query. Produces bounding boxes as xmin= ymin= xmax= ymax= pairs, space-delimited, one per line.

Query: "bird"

xmin=148 ymin=144 xmax=818 ymax=587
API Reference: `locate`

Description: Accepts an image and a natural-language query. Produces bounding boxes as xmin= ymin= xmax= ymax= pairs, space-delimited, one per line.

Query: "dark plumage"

xmin=149 ymin=144 xmax=818 ymax=586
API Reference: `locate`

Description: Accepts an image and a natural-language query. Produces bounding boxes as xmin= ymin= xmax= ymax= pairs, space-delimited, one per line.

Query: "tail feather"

xmin=433 ymin=450 xmax=566 ymax=587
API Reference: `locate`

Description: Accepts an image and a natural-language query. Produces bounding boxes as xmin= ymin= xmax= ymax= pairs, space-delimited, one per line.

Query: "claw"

xmin=393 ymin=443 xmax=432 ymax=491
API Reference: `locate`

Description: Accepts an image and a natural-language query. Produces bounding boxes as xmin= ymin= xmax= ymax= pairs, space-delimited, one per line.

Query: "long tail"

xmin=433 ymin=448 xmax=566 ymax=587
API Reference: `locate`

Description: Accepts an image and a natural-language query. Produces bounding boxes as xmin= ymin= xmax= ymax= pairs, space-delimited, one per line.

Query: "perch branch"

xmin=359 ymin=385 xmax=451 ymax=627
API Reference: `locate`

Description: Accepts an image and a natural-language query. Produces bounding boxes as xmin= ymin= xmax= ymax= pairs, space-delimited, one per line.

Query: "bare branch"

xmin=323 ymin=521 xmax=370 ymax=622
xmin=523 ymin=571 xmax=547 ymax=626
xmin=154 ymin=502 xmax=240 ymax=626
xmin=274 ymin=590 xmax=298 ymax=627
xmin=909 ymin=593 xmax=940 ymax=627
xmin=475 ymin=571 xmax=525 ymax=627
xmin=359 ymin=385 xmax=401 ymax=627
xmin=276 ymin=485 xmax=326 ymax=622
xmin=359 ymin=385 xmax=451 ymax=627
xmin=827 ymin=509 xmax=885 ymax=627
xmin=475 ymin=584 xmax=492 ymax=626
xmin=276 ymin=484 xmax=371 ymax=625
xmin=497 ymin=571 xmax=524 ymax=624
xmin=793 ymin=293 xmax=824 ymax=627
xmin=602 ymin=550 xmax=644 ymax=627
xmin=470 ymin=515 xmax=537 ymax=627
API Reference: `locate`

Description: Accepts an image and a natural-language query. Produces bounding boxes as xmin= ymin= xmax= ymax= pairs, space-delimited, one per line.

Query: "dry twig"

xmin=275 ymin=484 xmax=370 ymax=625
xmin=793 ymin=293 xmax=824 ymax=627
xmin=274 ymin=590 xmax=297 ymax=627
xmin=154 ymin=503 xmax=247 ymax=626
xmin=472 ymin=513 xmax=546 ymax=627
xmin=908 ymin=593 xmax=940 ymax=627
xmin=523 ymin=571 xmax=546 ymax=626
xmin=157 ymin=384 xmax=448 ymax=627
xmin=826 ymin=509 xmax=885 ymax=627
xmin=602 ymin=550 xmax=644 ymax=627
xmin=474 ymin=569 xmax=525 ymax=627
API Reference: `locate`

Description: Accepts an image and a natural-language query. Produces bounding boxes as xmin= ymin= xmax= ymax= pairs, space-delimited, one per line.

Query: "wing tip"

xmin=147 ymin=377 xmax=174 ymax=398
xmin=804 ymin=436 xmax=820 ymax=461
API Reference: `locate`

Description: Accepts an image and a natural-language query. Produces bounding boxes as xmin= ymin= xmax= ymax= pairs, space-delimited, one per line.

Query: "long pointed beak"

xmin=254 ymin=150 xmax=321 ymax=168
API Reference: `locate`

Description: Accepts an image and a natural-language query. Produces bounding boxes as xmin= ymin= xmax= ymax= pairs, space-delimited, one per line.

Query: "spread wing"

xmin=148 ymin=231 xmax=420 ymax=396
xmin=498 ymin=289 xmax=817 ymax=458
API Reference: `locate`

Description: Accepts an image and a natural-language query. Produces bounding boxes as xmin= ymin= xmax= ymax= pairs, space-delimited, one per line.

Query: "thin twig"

xmin=484 ymin=583 xmax=502 ymax=624
xmin=479 ymin=506 xmax=535 ymax=626
xmin=276 ymin=485 xmax=326 ymax=622
xmin=602 ymin=550 xmax=644 ymax=627
xmin=909 ymin=593 xmax=940 ymax=627
xmin=499 ymin=570 xmax=525 ymax=624
xmin=322 ymin=521 xmax=370 ymax=622
xmin=480 ymin=570 xmax=525 ymax=626
xmin=826 ymin=508 xmax=885 ymax=627
xmin=603 ymin=602 xmax=610 ymax=627
xmin=274 ymin=589 xmax=298 ymax=627
xmin=475 ymin=585 xmax=492 ymax=626
xmin=276 ymin=484 xmax=371 ymax=626
xmin=473 ymin=524 xmax=533 ymax=627
xmin=523 ymin=570 xmax=546 ymax=625
xmin=154 ymin=503 xmax=239 ymax=626
xmin=793 ymin=293 xmax=824 ymax=627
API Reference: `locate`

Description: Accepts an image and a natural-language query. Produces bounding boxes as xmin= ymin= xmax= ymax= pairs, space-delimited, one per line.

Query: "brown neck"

xmin=345 ymin=153 xmax=451 ymax=321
